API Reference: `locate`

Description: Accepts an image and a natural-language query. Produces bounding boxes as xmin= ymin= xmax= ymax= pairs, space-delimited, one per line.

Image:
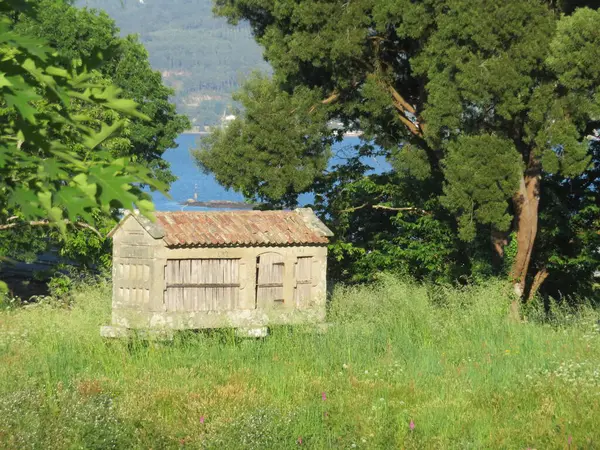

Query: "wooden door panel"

xmin=294 ymin=256 xmax=312 ymax=308
xmin=256 ymin=252 xmax=285 ymax=307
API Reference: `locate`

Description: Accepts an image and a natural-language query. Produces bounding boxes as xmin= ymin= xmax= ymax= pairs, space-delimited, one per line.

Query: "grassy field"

xmin=0 ymin=276 xmax=599 ymax=449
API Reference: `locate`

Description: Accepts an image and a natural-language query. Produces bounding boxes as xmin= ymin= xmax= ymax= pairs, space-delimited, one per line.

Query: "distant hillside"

xmin=76 ymin=0 xmax=269 ymax=127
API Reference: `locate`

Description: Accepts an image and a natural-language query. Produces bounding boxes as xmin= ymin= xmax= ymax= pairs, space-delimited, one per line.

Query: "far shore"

xmin=182 ymin=130 xmax=363 ymax=137
xmin=182 ymin=130 xmax=210 ymax=136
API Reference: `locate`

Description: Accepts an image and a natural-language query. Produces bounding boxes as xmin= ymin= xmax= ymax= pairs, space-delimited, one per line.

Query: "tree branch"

xmin=491 ymin=230 xmax=509 ymax=258
xmin=372 ymin=204 xmax=429 ymax=215
xmin=339 ymin=203 xmax=429 ymax=215
xmin=386 ymin=83 xmax=429 ymax=138
xmin=309 ymin=90 xmax=340 ymax=113
xmin=0 ymin=220 xmax=103 ymax=238
xmin=394 ymin=109 xmax=423 ymax=137
xmin=322 ymin=91 xmax=339 ymax=105
xmin=389 ymin=85 xmax=416 ymax=115
xmin=338 ymin=203 xmax=369 ymax=213
xmin=388 ymin=89 xmax=423 ymax=137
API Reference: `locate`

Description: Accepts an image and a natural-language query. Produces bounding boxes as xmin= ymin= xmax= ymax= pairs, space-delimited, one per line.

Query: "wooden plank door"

xmin=294 ymin=256 xmax=313 ymax=308
xmin=256 ymin=252 xmax=285 ymax=308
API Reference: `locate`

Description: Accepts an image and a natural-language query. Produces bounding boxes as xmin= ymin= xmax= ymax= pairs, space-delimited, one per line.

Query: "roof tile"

xmin=154 ymin=210 xmax=330 ymax=247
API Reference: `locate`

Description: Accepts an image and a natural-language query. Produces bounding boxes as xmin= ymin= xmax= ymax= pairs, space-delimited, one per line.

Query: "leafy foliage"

xmin=0 ymin=1 xmax=188 ymax=290
xmin=0 ymin=1 xmax=190 ymax=289
xmin=442 ymin=135 xmax=523 ymax=241
xmin=533 ymin=140 xmax=600 ymax=299
xmin=14 ymin=0 xmax=190 ymax=185
xmin=195 ymin=75 xmax=331 ymax=205
xmin=0 ymin=3 xmax=160 ymax=229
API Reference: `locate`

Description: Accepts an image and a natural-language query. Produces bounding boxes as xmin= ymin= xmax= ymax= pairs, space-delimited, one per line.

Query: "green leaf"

xmin=72 ymin=173 xmax=97 ymax=199
xmin=0 ymin=72 xmax=12 ymax=87
xmin=82 ymin=120 xmax=124 ymax=150
xmin=8 ymin=188 xmax=44 ymax=218
xmin=54 ymin=186 xmax=97 ymax=223
xmin=136 ymin=199 xmax=155 ymax=214
xmin=4 ymin=93 xmax=40 ymax=123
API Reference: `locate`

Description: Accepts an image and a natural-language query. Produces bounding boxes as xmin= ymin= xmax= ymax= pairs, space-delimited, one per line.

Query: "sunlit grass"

xmin=1 ymin=276 xmax=599 ymax=448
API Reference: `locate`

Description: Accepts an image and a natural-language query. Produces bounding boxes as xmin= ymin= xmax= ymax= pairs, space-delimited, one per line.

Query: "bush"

xmin=0 ymin=281 xmax=19 ymax=310
xmin=47 ymin=274 xmax=74 ymax=305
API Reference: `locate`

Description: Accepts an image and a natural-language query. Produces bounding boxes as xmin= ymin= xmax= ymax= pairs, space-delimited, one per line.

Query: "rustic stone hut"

xmin=101 ymin=209 xmax=333 ymax=336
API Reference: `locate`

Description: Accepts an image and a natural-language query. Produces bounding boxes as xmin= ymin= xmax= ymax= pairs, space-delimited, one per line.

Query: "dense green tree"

xmin=531 ymin=139 xmax=600 ymax=300
xmin=197 ymin=75 xmax=332 ymax=205
xmin=0 ymin=0 xmax=161 ymax=231
xmin=199 ymin=0 xmax=600 ymax=299
xmin=15 ymin=0 xmax=190 ymax=184
xmin=0 ymin=0 xmax=186 ymax=288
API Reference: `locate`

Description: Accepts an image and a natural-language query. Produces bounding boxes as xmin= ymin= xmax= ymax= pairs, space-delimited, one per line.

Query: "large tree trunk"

xmin=510 ymin=173 xmax=541 ymax=298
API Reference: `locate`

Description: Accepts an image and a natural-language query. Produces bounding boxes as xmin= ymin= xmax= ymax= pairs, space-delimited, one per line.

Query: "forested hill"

xmin=76 ymin=0 xmax=269 ymax=128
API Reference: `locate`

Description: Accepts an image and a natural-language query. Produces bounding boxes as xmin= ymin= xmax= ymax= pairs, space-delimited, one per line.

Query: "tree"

xmin=0 ymin=0 xmax=163 ymax=264
xmin=1 ymin=0 xmax=190 ymax=279
xmin=199 ymin=0 xmax=600 ymax=299
xmin=530 ymin=138 xmax=600 ymax=300
xmin=196 ymin=75 xmax=332 ymax=206
xmin=14 ymin=0 xmax=190 ymax=185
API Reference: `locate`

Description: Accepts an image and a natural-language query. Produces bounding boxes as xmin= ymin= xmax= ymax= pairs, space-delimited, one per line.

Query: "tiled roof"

xmin=153 ymin=209 xmax=332 ymax=247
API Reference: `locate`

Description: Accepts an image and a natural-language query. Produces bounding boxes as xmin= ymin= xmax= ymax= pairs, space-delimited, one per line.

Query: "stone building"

xmin=101 ymin=209 xmax=333 ymax=336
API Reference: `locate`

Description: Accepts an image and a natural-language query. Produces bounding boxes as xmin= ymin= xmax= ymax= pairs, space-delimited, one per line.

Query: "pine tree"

xmin=199 ymin=0 xmax=600 ymax=299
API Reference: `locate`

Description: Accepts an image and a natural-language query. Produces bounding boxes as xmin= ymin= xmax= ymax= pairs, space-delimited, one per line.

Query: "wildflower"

xmin=409 ymin=420 xmax=415 ymax=431
xmin=200 ymin=416 xmax=205 ymax=424
xmin=342 ymin=363 xmax=348 ymax=370
xmin=322 ymin=392 xmax=327 ymax=401
xmin=297 ymin=436 xmax=303 ymax=445
xmin=568 ymin=435 xmax=573 ymax=446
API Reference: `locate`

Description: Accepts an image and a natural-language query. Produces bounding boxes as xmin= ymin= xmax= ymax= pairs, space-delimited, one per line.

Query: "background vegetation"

xmin=76 ymin=0 xmax=270 ymax=128
xmin=2 ymin=0 xmax=597 ymax=304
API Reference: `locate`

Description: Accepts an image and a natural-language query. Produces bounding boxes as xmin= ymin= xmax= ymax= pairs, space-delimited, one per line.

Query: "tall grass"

xmin=1 ymin=276 xmax=599 ymax=449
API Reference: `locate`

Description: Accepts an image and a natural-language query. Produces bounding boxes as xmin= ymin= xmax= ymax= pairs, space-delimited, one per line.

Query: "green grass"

xmin=1 ymin=276 xmax=599 ymax=449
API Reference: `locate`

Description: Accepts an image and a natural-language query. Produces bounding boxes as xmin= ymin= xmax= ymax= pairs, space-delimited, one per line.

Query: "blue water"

xmin=150 ymin=134 xmax=243 ymax=211
xmin=151 ymin=134 xmax=389 ymax=211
